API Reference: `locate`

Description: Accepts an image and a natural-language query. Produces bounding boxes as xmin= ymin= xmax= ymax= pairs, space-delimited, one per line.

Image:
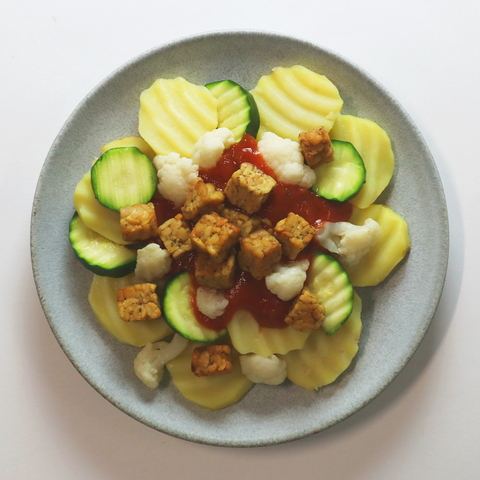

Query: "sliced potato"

xmin=330 ymin=115 xmax=394 ymax=209
xmin=280 ymin=292 xmax=362 ymax=391
xmin=100 ymin=136 xmax=156 ymax=160
xmin=166 ymin=342 xmax=253 ymax=410
xmin=250 ymin=65 xmax=343 ymax=141
xmin=227 ymin=310 xmax=310 ymax=357
xmin=139 ymin=77 xmax=218 ymax=158
xmin=88 ymin=274 xmax=173 ymax=347
xmin=344 ymin=205 xmax=410 ymax=286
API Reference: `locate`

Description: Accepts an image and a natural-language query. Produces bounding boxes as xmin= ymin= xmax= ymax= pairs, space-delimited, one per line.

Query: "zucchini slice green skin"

xmin=307 ymin=253 xmax=354 ymax=335
xmin=205 ymin=80 xmax=260 ymax=142
xmin=162 ymin=271 xmax=227 ymax=342
xmin=91 ymin=146 xmax=157 ymax=211
xmin=311 ymin=140 xmax=366 ymax=203
xmin=69 ymin=213 xmax=137 ymax=277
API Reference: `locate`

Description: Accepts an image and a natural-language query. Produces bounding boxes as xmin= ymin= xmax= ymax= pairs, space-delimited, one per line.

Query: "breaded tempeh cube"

xmin=274 ymin=213 xmax=316 ymax=260
xmin=284 ymin=287 xmax=325 ymax=332
xmin=117 ymin=283 xmax=161 ymax=322
xmin=191 ymin=345 xmax=233 ymax=377
xmin=191 ymin=212 xmax=241 ymax=262
xmin=158 ymin=214 xmax=192 ymax=259
xmin=195 ymin=250 xmax=236 ymax=289
xmin=224 ymin=163 xmax=276 ymax=214
xmin=181 ymin=178 xmax=225 ymax=220
xmin=238 ymin=229 xmax=282 ymax=280
xmin=219 ymin=207 xmax=262 ymax=238
xmin=120 ymin=202 xmax=157 ymax=242
xmin=299 ymin=126 xmax=334 ymax=167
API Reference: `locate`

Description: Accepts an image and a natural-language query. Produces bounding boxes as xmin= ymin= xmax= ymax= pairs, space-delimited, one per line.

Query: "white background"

xmin=2 ymin=0 xmax=479 ymax=478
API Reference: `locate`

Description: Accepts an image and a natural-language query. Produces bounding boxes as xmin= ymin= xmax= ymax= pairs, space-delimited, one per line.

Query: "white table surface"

xmin=2 ymin=0 xmax=479 ymax=478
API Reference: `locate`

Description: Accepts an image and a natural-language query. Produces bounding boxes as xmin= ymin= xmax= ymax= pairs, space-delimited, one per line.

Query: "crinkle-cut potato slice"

xmin=330 ymin=115 xmax=394 ymax=209
xmin=166 ymin=342 xmax=253 ymax=410
xmin=100 ymin=136 xmax=156 ymax=160
xmin=139 ymin=77 xmax=218 ymax=158
xmin=227 ymin=310 xmax=310 ymax=357
xmin=280 ymin=292 xmax=362 ymax=391
xmin=250 ymin=65 xmax=343 ymax=142
xmin=88 ymin=274 xmax=173 ymax=347
xmin=73 ymin=171 xmax=128 ymax=245
xmin=344 ymin=205 xmax=410 ymax=287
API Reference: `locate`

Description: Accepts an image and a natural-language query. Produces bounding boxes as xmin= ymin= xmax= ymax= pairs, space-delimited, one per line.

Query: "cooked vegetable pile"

xmin=69 ymin=66 xmax=410 ymax=410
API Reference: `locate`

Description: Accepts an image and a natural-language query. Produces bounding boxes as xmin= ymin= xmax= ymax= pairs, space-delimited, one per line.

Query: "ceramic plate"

xmin=31 ymin=31 xmax=448 ymax=447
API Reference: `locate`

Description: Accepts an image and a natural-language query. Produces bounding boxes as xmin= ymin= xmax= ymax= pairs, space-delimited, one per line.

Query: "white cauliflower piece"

xmin=134 ymin=334 xmax=188 ymax=389
xmin=191 ymin=128 xmax=235 ymax=169
xmin=258 ymin=132 xmax=316 ymax=188
xmin=153 ymin=152 xmax=199 ymax=207
xmin=135 ymin=243 xmax=172 ymax=282
xmin=316 ymin=219 xmax=381 ymax=266
xmin=239 ymin=354 xmax=287 ymax=385
xmin=196 ymin=286 xmax=229 ymax=319
xmin=265 ymin=259 xmax=310 ymax=301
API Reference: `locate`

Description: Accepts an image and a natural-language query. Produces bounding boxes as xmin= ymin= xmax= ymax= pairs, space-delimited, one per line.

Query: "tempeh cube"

xmin=158 ymin=214 xmax=192 ymax=259
xmin=284 ymin=287 xmax=325 ymax=332
xmin=224 ymin=163 xmax=276 ymax=214
xmin=191 ymin=345 xmax=233 ymax=377
xmin=181 ymin=178 xmax=225 ymax=220
xmin=120 ymin=202 xmax=157 ymax=242
xmin=195 ymin=250 xmax=236 ymax=289
xmin=117 ymin=283 xmax=161 ymax=322
xmin=191 ymin=212 xmax=241 ymax=262
xmin=219 ymin=207 xmax=262 ymax=238
xmin=299 ymin=126 xmax=334 ymax=167
xmin=274 ymin=213 xmax=315 ymax=260
xmin=238 ymin=229 xmax=282 ymax=280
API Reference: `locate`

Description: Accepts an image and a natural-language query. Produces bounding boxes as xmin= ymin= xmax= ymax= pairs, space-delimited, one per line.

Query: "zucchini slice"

xmin=311 ymin=140 xmax=366 ymax=202
xmin=307 ymin=253 xmax=354 ymax=335
xmin=69 ymin=213 xmax=136 ymax=277
xmin=162 ymin=271 xmax=227 ymax=342
xmin=91 ymin=146 xmax=157 ymax=211
xmin=205 ymin=80 xmax=260 ymax=142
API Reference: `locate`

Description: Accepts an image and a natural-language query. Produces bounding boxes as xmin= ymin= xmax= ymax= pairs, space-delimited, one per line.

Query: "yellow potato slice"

xmin=88 ymin=274 xmax=173 ymax=347
xmin=100 ymin=136 xmax=156 ymax=160
xmin=227 ymin=310 xmax=310 ymax=357
xmin=280 ymin=292 xmax=362 ymax=391
xmin=330 ymin=115 xmax=394 ymax=208
xmin=166 ymin=342 xmax=253 ymax=410
xmin=250 ymin=65 xmax=343 ymax=141
xmin=73 ymin=171 xmax=128 ymax=245
xmin=139 ymin=77 xmax=218 ymax=158
xmin=344 ymin=205 xmax=410 ymax=286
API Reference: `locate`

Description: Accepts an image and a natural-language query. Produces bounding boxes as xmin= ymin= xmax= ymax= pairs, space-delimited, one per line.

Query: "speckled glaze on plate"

xmin=31 ymin=31 xmax=448 ymax=447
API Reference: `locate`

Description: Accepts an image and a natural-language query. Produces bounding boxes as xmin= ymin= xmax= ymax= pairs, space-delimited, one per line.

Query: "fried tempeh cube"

xmin=238 ymin=229 xmax=282 ymax=280
xmin=195 ymin=250 xmax=236 ymax=289
xmin=299 ymin=126 xmax=334 ymax=167
xmin=219 ymin=207 xmax=262 ymax=238
xmin=274 ymin=213 xmax=316 ymax=260
xmin=224 ymin=163 xmax=276 ymax=214
xmin=117 ymin=283 xmax=161 ymax=322
xmin=158 ymin=214 xmax=192 ymax=259
xmin=191 ymin=212 xmax=241 ymax=262
xmin=191 ymin=345 xmax=233 ymax=377
xmin=181 ymin=178 xmax=225 ymax=220
xmin=120 ymin=202 xmax=157 ymax=242
xmin=284 ymin=287 xmax=325 ymax=332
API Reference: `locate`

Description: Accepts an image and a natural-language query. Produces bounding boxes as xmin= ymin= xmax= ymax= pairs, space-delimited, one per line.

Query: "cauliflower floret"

xmin=135 ymin=243 xmax=172 ymax=282
xmin=265 ymin=259 xmax=310 ymax=301
xmin=196 ymin=286 xmax=229 ymax=319
xmin=316 ymin=219 xmax=381 ymax=266
xmin=191 ymin=128 xmax=235 ymax=169
xmin=153 ymin=152 xmax=199 ymax=207
xmin=239 ymin=354 xmax=287 ymax=385
xmin=258 ymin=132 xmax=316 ymax=188
xmin=134 ymin=334 xmax=188 ymax=389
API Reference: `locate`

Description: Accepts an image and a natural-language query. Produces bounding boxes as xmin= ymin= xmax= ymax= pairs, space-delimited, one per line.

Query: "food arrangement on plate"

xmin=69 ymin=64 xmax=410 ymax=410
